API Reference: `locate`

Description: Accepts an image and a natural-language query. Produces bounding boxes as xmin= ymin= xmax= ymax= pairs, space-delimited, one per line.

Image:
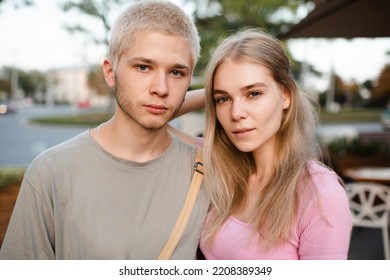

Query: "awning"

xmin=279 ymin=0 xmax=390 ymax=39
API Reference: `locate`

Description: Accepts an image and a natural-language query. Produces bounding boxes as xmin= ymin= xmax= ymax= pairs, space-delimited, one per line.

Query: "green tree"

xmin=347 ymin=80 xmax=363 ymax=107
xmin=60 ymin=0 xmax=316 ymax=93
xmin=0 ymin=67 xmax=14 ymax=100
xmin=18 ymin=70 xmax=46 ymax=99
xmin=186 ymin=0 xmax=313 ymax=75
xmin=0 ymin=78 xmax=11 ymax=100
xmin=61 ymin=0 xmax=129 ymax=47
xmin=61 ymin=0 xmax=130 ymax=98
xmin=0 ymin=0 xmax=33 ymax=9
xmin=87 ymin=65 xmax=112 ymax=97
xmin=0 ymin=67 xmax=46 ymax=101
xmin=370 ymin=64 xmax=390 ymax=107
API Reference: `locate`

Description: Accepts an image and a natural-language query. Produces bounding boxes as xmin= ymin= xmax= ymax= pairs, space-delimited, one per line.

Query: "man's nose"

xmin=151 ymin=71 xmax=168 ymax=97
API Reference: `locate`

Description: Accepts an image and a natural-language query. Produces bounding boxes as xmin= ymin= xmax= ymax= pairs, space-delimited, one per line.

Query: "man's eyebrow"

xmin=127 ymin=57 xmax=154 ymax=64
xmin=127 ymin=57 xmax=190 ymax=71
xmin=173 ymin=63 xmax=190 ymax=71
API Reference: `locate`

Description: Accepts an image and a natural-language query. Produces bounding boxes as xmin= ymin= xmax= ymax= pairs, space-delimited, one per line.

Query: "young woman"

xmin=189 ymin=28 xmax=352 ymax=259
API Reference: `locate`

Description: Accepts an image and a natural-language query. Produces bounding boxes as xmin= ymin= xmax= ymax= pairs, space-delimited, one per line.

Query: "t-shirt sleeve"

xmin=297 ymin=166 xmax=352 ymax=260
xmin=0 ymin=174 xmax=55 ymax=260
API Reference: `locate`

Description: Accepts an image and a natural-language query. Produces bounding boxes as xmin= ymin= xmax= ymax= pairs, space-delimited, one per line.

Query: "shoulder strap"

xmin=157 ymin=147 xmax=204 ymax=260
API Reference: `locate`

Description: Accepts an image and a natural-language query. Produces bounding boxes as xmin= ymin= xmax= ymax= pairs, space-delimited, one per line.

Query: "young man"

xmin=0 ymin=0 xmax=209 ymax=260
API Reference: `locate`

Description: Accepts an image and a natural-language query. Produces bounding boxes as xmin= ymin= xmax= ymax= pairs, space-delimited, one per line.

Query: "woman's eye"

xmin=248 ymin=91 xmax=261 ymax=98
xmin=215 ymin=96 xmax=229 ymax=104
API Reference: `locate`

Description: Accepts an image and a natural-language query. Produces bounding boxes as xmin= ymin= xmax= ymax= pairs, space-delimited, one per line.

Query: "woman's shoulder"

xmin=305 ymin=160 xmax=346 ymax=197
xmin=298 ymin=160 xmax=351 ymax=225
xmin=307 ymin=160 xmax=340 ymax=181
xmin=307 ymin=160 xmax=335 ymax=174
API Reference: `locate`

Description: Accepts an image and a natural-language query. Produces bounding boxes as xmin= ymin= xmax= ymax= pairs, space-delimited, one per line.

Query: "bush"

xmin=327 ymin=137 xmax=390 ymax=157
xmin=0 ymin=167 xmax=25 ymax=189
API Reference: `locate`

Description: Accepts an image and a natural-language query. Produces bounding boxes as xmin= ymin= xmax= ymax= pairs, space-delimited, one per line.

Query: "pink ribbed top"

xmin=200 ymin=161 xmax=352 ymax=260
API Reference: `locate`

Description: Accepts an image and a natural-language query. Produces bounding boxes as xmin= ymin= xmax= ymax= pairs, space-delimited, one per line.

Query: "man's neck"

xmin=93 ymin=117 xmax=172 ymax=163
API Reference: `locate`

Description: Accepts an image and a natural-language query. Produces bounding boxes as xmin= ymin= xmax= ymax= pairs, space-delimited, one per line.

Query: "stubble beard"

xmin=114 ymin=74 xmax=179 ymax=131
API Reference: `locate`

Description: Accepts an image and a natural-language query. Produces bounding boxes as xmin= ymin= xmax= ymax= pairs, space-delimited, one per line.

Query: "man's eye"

xmin=137 ymin=65 xmax=149 ymax=71
xmin=171 ymin=70 xmax=184 ymax=77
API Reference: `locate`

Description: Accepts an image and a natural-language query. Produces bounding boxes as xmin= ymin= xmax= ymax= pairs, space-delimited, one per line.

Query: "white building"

xmin=46 ymin=66 xmax=109 ymax=107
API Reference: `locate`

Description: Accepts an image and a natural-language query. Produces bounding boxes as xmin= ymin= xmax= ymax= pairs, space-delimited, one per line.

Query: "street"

xmin=0 ymin=104 xmax=385 ymax=168
xmin=0 ymin=105 xmax=91 ymax=167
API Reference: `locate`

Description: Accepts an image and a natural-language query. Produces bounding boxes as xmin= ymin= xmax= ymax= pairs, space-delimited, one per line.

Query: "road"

xmin=0 ymin=104 xmax=385 ymax=168
xmin=0 ymin=105 xmax=93 ymax=168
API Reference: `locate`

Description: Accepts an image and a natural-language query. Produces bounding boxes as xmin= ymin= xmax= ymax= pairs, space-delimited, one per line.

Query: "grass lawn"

xmin=30 ymin=111 xmax=113 ymax=127
xmin=29 ymin=107 xmax=385 ymax=126
xmin=0 ymin=167 xmax=25 ymax=189
xmin=318 ymin=108 xmax=384 ymax=123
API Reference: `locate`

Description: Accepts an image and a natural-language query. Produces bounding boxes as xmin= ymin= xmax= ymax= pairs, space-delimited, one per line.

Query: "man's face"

xmin=105 ymin=30 xmax=193 ymax=130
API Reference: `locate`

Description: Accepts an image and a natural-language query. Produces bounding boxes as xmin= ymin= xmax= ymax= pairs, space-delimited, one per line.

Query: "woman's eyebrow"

xmin=213 ymin=89 xmax=228 ymax=95
xmin=240 ymin=82 xmax=267 ymax=92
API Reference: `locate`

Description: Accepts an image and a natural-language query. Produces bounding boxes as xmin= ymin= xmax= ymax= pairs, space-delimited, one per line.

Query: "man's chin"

xmin=140 ymin=119 xmax=169 ymax=131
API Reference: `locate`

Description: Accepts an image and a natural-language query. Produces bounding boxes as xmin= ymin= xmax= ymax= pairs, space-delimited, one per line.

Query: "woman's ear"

xmin=103 ymin=59 xmax=115 ymax=88
xmin=283 ymin=90 xmax=291 ymax=110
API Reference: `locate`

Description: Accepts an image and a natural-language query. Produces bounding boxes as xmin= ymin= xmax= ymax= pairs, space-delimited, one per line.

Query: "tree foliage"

xmin=370 ymin=64 xmax=390 ymax=107
xmin=18 ymin=70 xmax=46 ymax=98
xmin=186 ymin=0 xmax=313 ymax=75
xmin=0 ymin=0 xmax=33 ymax=9
xmin=0 ymin=67 xmax=46 ymax=101
xmin=61 ymin=0 xmax=130 ymax=96
xmin=0 ymin=78 xmax=11 ymax=99
xmin=61 ymin=0 xmax=129 ymax=47
xmin=87 ymin=65 xmax=112 ymax=96
xmin=59 ymin=0 xmax=314 ymax=92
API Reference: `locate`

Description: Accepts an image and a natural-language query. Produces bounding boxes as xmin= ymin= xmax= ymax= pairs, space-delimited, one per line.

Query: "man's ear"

xmin=103 ymin=59 xmax=115 ymax=88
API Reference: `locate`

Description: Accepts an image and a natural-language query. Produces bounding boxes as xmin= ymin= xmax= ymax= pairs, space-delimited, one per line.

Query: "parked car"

xmin=0 ymin=101 xmax=17 ymax=115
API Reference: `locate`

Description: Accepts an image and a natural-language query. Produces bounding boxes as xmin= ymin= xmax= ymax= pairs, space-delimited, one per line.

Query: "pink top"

xmin=199 ymin=161 xmax=352 ymax=260
xmin=195 ymin=137 xmax=205 ymax=147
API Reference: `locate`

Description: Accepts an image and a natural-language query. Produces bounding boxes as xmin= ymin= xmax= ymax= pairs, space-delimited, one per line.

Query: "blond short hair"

xmin=109 ymin=0 xmax=200 ymax=70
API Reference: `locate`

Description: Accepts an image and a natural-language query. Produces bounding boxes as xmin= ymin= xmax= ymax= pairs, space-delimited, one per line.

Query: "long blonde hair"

xmin=203 ymin=28 xmax=321 ymax=248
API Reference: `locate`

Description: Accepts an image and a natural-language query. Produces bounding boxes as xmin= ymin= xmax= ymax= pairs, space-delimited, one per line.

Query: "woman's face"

xmin=213 ymin=59 xmax=290 ymax=154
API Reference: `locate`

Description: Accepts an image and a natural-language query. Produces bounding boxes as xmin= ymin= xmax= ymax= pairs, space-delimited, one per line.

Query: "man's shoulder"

xmin=27 ymin=131 xmax=91 ymax=170
xmin=171 ymin=135 xmax=197 ymax=154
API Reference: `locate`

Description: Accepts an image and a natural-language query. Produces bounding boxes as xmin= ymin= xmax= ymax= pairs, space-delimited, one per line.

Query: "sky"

xmin=1 ymin=0 xmax=390 ymax=88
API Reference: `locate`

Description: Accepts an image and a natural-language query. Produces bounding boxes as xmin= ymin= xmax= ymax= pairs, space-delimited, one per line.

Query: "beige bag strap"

xmin=157 ymin=147 xmax=204 ymax=260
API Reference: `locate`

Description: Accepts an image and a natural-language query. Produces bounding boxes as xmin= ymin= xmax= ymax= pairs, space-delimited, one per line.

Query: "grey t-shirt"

xmin=0 ymin=131 xmax=209 ymax=259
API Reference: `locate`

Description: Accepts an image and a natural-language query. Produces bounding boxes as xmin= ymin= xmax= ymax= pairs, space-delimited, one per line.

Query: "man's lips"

xmin=144 ymin=104 xmax=168 ymax=114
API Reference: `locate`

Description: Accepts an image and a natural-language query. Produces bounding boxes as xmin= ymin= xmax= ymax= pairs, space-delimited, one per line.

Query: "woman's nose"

xmin=231 ymin=100 xmax=248 ymax=121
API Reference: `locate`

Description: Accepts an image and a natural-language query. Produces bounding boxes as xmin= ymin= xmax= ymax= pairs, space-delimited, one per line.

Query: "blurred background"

xmin=0 ymin=0 xmax=389 ymax=259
